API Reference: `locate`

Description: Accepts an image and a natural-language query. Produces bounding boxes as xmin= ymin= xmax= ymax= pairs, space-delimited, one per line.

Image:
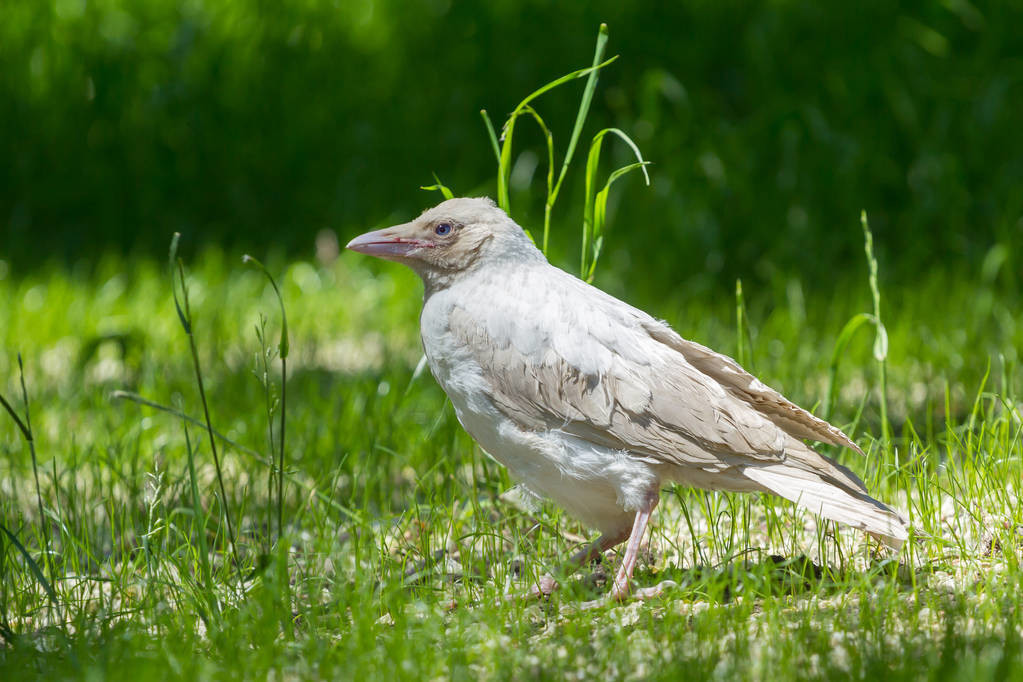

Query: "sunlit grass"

xmin=1 ymin=241 xmax=1021 ymax=678
xmin=2 ymin=23 xmax=1022 ymax=679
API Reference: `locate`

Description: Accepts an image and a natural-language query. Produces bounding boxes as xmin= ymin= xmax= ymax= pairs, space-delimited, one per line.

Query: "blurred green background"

xmin=1 ymin=0 xmax=1021 ymax=293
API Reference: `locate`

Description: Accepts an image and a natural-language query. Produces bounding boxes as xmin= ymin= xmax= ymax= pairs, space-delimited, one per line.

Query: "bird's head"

xmin=346 ymin=197 xmax=542 ymax=288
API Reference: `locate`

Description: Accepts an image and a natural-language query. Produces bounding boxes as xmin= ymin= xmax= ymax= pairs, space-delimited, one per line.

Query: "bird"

xmin=347 ymin=197 xmax=908 ymax=600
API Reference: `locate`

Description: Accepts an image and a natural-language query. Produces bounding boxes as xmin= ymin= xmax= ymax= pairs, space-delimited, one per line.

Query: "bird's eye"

xmin=434 ymin=222 xmax=452 ymax=236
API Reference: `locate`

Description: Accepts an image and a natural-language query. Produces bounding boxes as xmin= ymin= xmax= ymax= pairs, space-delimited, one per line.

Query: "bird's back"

xmin=425 ymin=261 xmax=853 ymax=469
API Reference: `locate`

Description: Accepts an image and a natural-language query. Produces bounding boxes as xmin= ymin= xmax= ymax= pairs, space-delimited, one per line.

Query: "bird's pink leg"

xmin=609 ymin=494 xmax=659 ymax=601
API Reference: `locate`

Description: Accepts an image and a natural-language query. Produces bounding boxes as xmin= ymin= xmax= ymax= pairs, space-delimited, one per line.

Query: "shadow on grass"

xmin=395 ymin=543 xmax=915 ymax=606
xmin=641 ymin=552 xmax=909 ymax=603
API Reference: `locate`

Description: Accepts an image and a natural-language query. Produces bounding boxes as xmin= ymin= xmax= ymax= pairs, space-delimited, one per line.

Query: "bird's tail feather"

xmin=742 ymin=463 xmax=908 ymax=548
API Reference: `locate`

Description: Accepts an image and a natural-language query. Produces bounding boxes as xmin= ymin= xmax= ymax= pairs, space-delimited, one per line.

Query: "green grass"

xmin=1 ymin=241 xmax=1021 ymax=679
xmin=2 ymin=26 xmax=1022 ymax=680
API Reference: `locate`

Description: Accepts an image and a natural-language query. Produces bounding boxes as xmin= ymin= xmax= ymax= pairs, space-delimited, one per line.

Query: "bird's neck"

xmin=419 ymin=268 xmax=460 ymax=297
xmin=418 ymin=238 xmax=547 ymax=296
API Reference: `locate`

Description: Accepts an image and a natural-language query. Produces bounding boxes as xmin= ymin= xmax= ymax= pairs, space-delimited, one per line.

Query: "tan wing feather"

xmin=448 ymin=300 xmax=793 ymax=471
xmin=642 ymin=321 xmax=865 ymax=455
xmin=541 ymin=268 xmax=863 ymax=456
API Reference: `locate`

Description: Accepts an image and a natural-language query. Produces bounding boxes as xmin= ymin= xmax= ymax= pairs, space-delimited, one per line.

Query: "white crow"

xmin=348 ymin=197 xmax=907 ymax=600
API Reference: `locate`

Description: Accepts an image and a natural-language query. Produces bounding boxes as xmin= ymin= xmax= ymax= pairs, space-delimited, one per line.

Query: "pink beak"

xmin=345 ymin=225 xmax=433 ymax=260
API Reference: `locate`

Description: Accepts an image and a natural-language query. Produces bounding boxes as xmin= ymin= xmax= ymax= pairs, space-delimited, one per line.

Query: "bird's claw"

xmin=535 ymin=574 xmax=559 ymax=597
xmin=503 ymin=573 xmax=560 ymax=603
xmin=578 ymin=579 xmax=679 ymax=611
xmin=632 ymin=580 xmax=677 ymax=599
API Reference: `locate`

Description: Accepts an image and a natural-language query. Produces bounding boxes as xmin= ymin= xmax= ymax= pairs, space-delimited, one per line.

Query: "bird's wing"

xmin=640 ymin=321 xmax=864 ymax=455
xmin=447 ymin=267 xmax=815 ymax=470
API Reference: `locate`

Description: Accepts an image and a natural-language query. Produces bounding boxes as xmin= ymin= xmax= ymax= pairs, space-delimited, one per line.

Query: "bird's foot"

xmin=532 ymin=573 xmax=559 ymax=598
xmin=578 ymin=579 xmax=679 ymax=611
xmin=608 ymin=579 xmax=631 ymax=603
xmin=504 ymin=573 xmax=559 ymax=603
xmin=631 ymin=579 xmax=677 ymax=600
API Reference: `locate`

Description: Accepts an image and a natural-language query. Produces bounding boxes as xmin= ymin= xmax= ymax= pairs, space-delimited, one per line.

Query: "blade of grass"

xmin=252 ymin=315 xmax=276 ymax=555
xmin=504 ymin=104 xmax=554 ymax=248
xmin=170 ymin=234 xmax=242 ymax=581
xmin=0 ymin=520 xmax=59 ymax=611
xmin=1 ymin=356 xmax=56 ymax=616
xmin=111 ymin=390 xmax=363 ymax=523
xmin=861 ymin=211 xmax=892 ymax=456
xmin=496 ymin=57 xmax=618 ymax=213
xmin=581 ymin=127 xmax=649 ymax=281
xmin=823 ymin=312 xmax=886 ymax=421
xmin=736 ymin=279 xmax=755 ymax=369
xmin=551 ymin=23 xmax=610 ymax=204
xmin=181 ymin=419 xmax=217 ymax=620
xmin=586 ymin=160 xmax=649 ymax=281
xmin=243 ymin=255 xmax=290 ymax=549
xmin=480 ymin=110 xmax=501 ymax=165
xmin=421 ymin=173 xmax=455 ymax=200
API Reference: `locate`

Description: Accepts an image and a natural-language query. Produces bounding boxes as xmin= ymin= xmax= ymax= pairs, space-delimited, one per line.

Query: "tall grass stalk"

xmin=488 ymin=26 xmax=612 ymax=238
xmin=0 ymin=520 xmax=59 ymax=616
xmin=732 ymin=280 xmax=757 ymax=558
xmin=822 ymin=214 xmax=891 ymax=439
xmin=182 ymin=419 xmax=217 ymax=620
xmin=169 ymin=234 xmax=242 ymax=579
xmin=254 ymin=316 xmax=277 ymax=555
xmin=243 ymin=255 xmax=290 ymax=548
xmin=112 ymin=390 xmax=364 ymax=524
xmin=0 ymin=357 xmax=58 ymax=619
xmin=861 ymin=211 xmax=892 ymax=454
xmin=823 ymin=313 xmax=886 ymax=421
xmin=735 ymin=279 xmax=757 ymax=369
xmin=480 ymin=24 xmax=648 ymax=272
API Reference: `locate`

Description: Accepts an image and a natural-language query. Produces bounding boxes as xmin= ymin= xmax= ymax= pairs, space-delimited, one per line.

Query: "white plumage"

xmin=348 ymin=197 xmax=908 ymax=599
